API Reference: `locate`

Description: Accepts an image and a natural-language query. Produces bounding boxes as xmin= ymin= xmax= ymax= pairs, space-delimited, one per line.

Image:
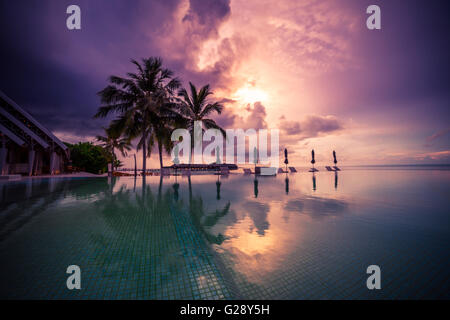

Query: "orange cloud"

xmin=414 ymin=150 xmax=450 ymax=161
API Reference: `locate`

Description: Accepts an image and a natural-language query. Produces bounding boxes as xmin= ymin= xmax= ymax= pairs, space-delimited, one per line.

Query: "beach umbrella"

xmin=311 ymin=149 xmax=316 ymax=168
xmin=333 ymin=150 xmax=337 ymax=165
xmin=284 ymin=148 xmax=288 ymax=171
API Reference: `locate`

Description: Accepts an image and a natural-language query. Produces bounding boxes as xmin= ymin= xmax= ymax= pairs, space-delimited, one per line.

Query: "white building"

xmin=0 ymin=90 xmax=69 ymax=176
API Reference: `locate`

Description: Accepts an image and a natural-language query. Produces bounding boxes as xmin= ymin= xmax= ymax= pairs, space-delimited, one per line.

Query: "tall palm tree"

xmin=177 ymin=82 xmax=226 ymax=163
xmin=94 ymin=57 xmax=180 ymax=173
xmin=152 ymin=115 xmax=178 ymax=169
xmin=96 ymin=127 xmax=131 ymax=172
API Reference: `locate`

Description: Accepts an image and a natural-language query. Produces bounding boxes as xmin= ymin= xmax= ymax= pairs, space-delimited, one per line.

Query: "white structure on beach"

xmin=0 ymin=90 xmax=69 ymax=176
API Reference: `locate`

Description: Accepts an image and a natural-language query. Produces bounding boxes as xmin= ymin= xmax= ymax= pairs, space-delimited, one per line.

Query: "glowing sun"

xmin=234 ymin=86 xmax=268 ymax=104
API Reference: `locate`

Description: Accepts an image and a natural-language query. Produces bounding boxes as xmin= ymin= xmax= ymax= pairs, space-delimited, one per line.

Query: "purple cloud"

xmin=426 ymin=128 xmax=450 ymax=145
xmin=280 ymin=115 xmax=343 ymax=140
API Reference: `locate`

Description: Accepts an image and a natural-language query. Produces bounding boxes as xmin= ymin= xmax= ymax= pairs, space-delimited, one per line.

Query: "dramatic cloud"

xmin=414 ymin=150 xmax=450 ymax=162
xmin=216 ymin=101 xmax=268 ymax=130
xmin=0 ymin=0 xmax=449 ymax=166
xmin=425 ymin=128 xmax=450 ymax=146
xmin=183 ymin=0 xmax=231 ymax=35
xmin=279 ymin=120 xmax=301 ymax=135
xmin=155 ymin=0 xmax=240 ymax=90
xmin=279 ymin=115 xmax=344 ymax=140
xmin=262 ymin=0 xmax=359 ymax=74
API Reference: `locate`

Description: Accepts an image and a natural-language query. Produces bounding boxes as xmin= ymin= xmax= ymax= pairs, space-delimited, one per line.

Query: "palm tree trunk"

xmin=111 ymin=146 xmax=115 ymax=173
xmin=158 ymin=143 xmax=163 ymax=169
xmin=142 ymin=133 xmax=146 ymax=175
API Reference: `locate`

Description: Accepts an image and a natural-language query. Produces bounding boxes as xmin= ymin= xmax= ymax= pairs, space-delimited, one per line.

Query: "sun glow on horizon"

xmin=233 ymin=86 xmax=269 ymax=104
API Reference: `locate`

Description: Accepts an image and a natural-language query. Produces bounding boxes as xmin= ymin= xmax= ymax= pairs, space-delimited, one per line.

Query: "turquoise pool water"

xmin=0 ymin=167 xmax=449 ymax=299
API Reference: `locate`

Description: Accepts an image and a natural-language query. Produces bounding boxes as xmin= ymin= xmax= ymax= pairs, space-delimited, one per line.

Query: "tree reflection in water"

xmin=187 ymin=176 xmax=230 ymax=245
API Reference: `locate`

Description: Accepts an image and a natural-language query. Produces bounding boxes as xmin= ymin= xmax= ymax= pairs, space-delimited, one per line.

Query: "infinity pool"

xmin=0 ymin=167 xmax=449 ymax=299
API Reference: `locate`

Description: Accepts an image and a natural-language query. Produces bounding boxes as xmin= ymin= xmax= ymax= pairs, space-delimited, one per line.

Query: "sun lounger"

xmin=309 ymin=168 xmax=319 ymax=172
xmin=243 ymin=168 xmax=252 ymax=175
xmin=288 ymin=167 xmax=297 ymax=173
xmin=333 ymin=166 xmax=341 ymax=171
xmin=325 ymin=166 xmax=335 ymax=171
xmin=260 ymin=167 xmax=277 ymax=176
xmin=278 ymin=168 xmax=288 ymax=174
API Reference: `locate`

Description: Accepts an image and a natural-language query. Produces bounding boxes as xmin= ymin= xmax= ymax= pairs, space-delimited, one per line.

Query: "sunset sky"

xmin=0 ymin=0 xmax=449 ymax=167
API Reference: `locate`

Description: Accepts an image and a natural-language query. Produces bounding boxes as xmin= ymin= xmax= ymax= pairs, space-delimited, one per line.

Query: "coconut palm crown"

xmin=176 ymin=82 xmax=226 ymax=163
xmin=94 ymin=57 xmax=181 ymax=171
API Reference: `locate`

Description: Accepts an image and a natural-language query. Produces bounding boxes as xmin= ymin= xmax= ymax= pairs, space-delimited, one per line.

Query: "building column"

xmin=0 ymin=147 xmax=7 ymax=175
xmin=34 ymin=151 xmax=42 ymax=175
xmin=49 ymin=151 xmax=57 ymax=175
xmin=28 ymin=150 xmax=35 ymax=176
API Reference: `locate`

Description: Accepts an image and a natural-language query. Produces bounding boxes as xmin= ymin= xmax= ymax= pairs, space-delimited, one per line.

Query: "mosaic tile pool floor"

xmin=0 ymin=168 xmax=449 ymax=299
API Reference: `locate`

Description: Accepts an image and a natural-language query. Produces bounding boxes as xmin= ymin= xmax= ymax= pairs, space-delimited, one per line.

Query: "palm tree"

xmin=94 ymin=57 xmax=180 ymax=173
xmin=96 ymin=127 xmax=131 ymax=172
xmin=176 ymin=82 xmax=226 ymax=163
xmin=152 ymin=115 xmax=178 ymax=169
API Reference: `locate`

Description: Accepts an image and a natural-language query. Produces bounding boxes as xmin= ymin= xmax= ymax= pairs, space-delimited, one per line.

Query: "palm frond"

xmin=199 ymin=102 xmax=223 ymax=118
xmin=202 ymin=119 xmax=226 ymax=137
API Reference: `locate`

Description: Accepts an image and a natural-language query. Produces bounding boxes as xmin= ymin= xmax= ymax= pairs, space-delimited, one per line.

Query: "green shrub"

xmin=64 ymin=142 xmax=109 ymax=174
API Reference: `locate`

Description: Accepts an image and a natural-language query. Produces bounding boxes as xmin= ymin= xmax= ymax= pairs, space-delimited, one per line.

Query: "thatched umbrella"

xmin=284 ymin=148 xmax=288 ymax=172
xmin=311 ymin=149 xmax=316 ymax=169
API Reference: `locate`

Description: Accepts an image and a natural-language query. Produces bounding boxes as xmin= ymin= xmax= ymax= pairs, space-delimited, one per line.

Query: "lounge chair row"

xmin=244 ymin=167 xmax=298 ymax=175
xmin=179 ymin=167 xmax=230 ymax=176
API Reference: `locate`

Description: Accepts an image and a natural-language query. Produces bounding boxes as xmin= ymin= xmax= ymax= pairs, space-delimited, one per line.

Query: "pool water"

xmin=0 ymin=167 xmax=449 ymax=299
